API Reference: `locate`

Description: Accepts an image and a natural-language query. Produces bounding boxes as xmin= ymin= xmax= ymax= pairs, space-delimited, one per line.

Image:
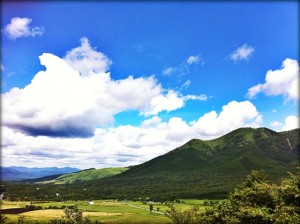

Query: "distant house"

xmin=88 ymin=201 xmax=94 ymax=205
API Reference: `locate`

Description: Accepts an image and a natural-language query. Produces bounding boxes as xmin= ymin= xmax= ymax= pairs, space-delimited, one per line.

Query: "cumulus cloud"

xmin=64 ymin=37 xmax=112 ymax=76
xmin=247 ymin=58 xmax=299 ymax=101
xmin=229 ymin=44 xmax=255 ymax=61
xmin=3 ymin=17 xmax=44 ymax=40
xmin=281 ymin=115 xmax=299 ymax=131
xmin=2 ymin=100 xmax=263 ymax=168
xmin=192 ymin=100 xmax=262 ymax=137
xmin=141 ymin=90 xmax=207 ymax=116
xmin=2 ymin=38 xmax=206 ymax=138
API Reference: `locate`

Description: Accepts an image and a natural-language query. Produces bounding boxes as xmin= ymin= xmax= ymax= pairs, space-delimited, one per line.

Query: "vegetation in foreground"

xmin=167 ymin=169 xmax=300 ymax=224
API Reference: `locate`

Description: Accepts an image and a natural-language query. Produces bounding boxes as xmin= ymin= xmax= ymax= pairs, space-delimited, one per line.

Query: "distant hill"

xmin=77 ymin=127 xmax=299 ymax=199
xmin=31 ymin=167 xmax=128 ymax=184
xmin=1 ymin=166 xmax=80 ymax=181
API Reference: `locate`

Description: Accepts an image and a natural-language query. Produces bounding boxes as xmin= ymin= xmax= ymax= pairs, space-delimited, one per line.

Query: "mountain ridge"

xmin=1 ymin=166 xmax=80 ymax=181
xmin=4 ymin=127 xmax=300 ymax=201
xmin=76 ymin=127 xmax=299 ymax=199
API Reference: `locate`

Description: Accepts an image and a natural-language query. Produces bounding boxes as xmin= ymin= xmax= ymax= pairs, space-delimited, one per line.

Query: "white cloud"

xmin=229 ymin=44 xmax=255 ymax=61
xmin=3 ymin=17 xmax=44 ymax=40
xmin=282 ymin=115 xmax=299 ymax=131
xmin=2 ymin=38 xmax=206 ymax=138
xmin=141 ymin=116 xmax=162 ymax=128
xmin=162 ymin=54 xmax=203 ymax=76
xmin=184 ymin=94 xmax=207 ymax=101
xmin=187 ymin=55 xmax=202 ymax=65
xmin=2 ymin=100 xmax=263 ymax=169
xmin=64 ymin=37 xmax=112 ymax=76
xmin=141 ymin=90 xmax=207 ymax=116
xmin=247 ymin=58 xmax=299 ymax=101
xmin=181 ymin=80 xmax=191 ymax=89
xmin=192 ymin=100 xmax=262 ymax=137
xmin=270 ymin=121 xmax=282 ymax=128
xmin=162 ymin=67 xmax=176 ymax=75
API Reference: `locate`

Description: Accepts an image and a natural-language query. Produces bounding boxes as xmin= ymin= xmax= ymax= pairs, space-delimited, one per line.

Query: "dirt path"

xmin=124 ymin=202 xmax=165 ymax=215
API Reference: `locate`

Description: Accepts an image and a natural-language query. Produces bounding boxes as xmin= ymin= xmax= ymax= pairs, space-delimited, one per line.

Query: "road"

xmin=124 ymin=202 xmax=165 ymax=215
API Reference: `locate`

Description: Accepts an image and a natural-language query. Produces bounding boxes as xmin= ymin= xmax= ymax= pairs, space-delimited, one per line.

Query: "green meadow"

xmin=1 ymin=199 xmax=217 ymax=224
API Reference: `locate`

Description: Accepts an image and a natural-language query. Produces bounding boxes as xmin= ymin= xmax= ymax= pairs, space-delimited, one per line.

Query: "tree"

xmin=166 ymin=203 xmax=202 ymax=224
xmin=149 ymin=203 xmax=154 ymax=213
xmin=206 ymin=170 xmax=300 ymax=224
xmin=64 ymin=205 xmax=83 ymax=223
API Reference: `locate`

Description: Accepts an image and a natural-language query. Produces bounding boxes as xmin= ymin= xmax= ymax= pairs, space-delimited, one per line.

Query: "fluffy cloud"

xmin=3 ymin=17 xmax=44 ymax=40
xmin=229 ymin=44 xmax=255 ymax=61
xmin=192 ymin=100 xmax=262 ymax=137
xmin=282 ymin=115 xmax=299 ymax=131
xmin=247 ymin=58 xmax=299 ymax=101
xmin=141 ymin=90 xmax=207 ymax=116
xmin=64 ymin=37 xmax=112 ymax=76
xmin=2 ymin=38 xmax=206 ymax=138
xmin=2 ymin=100 xmax=263 ymax=168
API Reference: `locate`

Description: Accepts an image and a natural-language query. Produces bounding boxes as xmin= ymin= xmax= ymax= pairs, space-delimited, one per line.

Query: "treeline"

xmin=3 ymin=169 xmax=280 ymax=202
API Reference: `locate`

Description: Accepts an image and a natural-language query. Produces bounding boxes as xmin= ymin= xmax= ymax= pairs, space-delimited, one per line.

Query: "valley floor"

xmin=0 ymin=199 xmax=217 ymax=224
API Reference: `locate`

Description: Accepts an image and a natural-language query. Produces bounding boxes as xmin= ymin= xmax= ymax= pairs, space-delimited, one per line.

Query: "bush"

xmin=166 ymin=203 xmax=203 ymax=224
xmin=0 ymin=214 xmax=8 ymax=224
xmin=25 ymin=204 xmax=43 ymax=210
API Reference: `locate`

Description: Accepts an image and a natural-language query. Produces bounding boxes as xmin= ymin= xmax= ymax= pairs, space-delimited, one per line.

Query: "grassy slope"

xmin=40 ymin=167 xmax=128 ymax=184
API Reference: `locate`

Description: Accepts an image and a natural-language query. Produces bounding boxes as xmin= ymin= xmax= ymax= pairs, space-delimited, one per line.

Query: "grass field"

xmin=1 ymin=199 xmax=218 ymax=223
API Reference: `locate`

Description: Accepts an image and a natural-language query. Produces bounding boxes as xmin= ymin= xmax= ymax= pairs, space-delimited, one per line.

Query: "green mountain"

xmin=78 ymin=127 xmax=299 ymax=199
xmin=31 ymin=167 xmax=128 ymax=184
xmin=5 ymin=127 xmax=299 ymax=201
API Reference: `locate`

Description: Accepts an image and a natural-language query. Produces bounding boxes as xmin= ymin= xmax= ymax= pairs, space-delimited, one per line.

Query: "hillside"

xmin=78 ymin=127 xmax=299 ymax=199
xmin=5 ymin=127 xmax=299 ymax=201
xmin=118 ymin=127 xmax=298 ymax=175
xmin=36 ymin=167 xmax=128 ymax=184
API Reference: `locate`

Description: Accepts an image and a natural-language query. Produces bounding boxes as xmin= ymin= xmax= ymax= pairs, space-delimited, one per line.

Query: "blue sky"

xmin=1 ymin=1 xmax=299 ymax=168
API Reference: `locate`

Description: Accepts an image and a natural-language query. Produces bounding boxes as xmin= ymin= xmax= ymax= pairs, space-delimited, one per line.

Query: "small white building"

xmin=88 ymin=201 xmax=94 ymax=205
